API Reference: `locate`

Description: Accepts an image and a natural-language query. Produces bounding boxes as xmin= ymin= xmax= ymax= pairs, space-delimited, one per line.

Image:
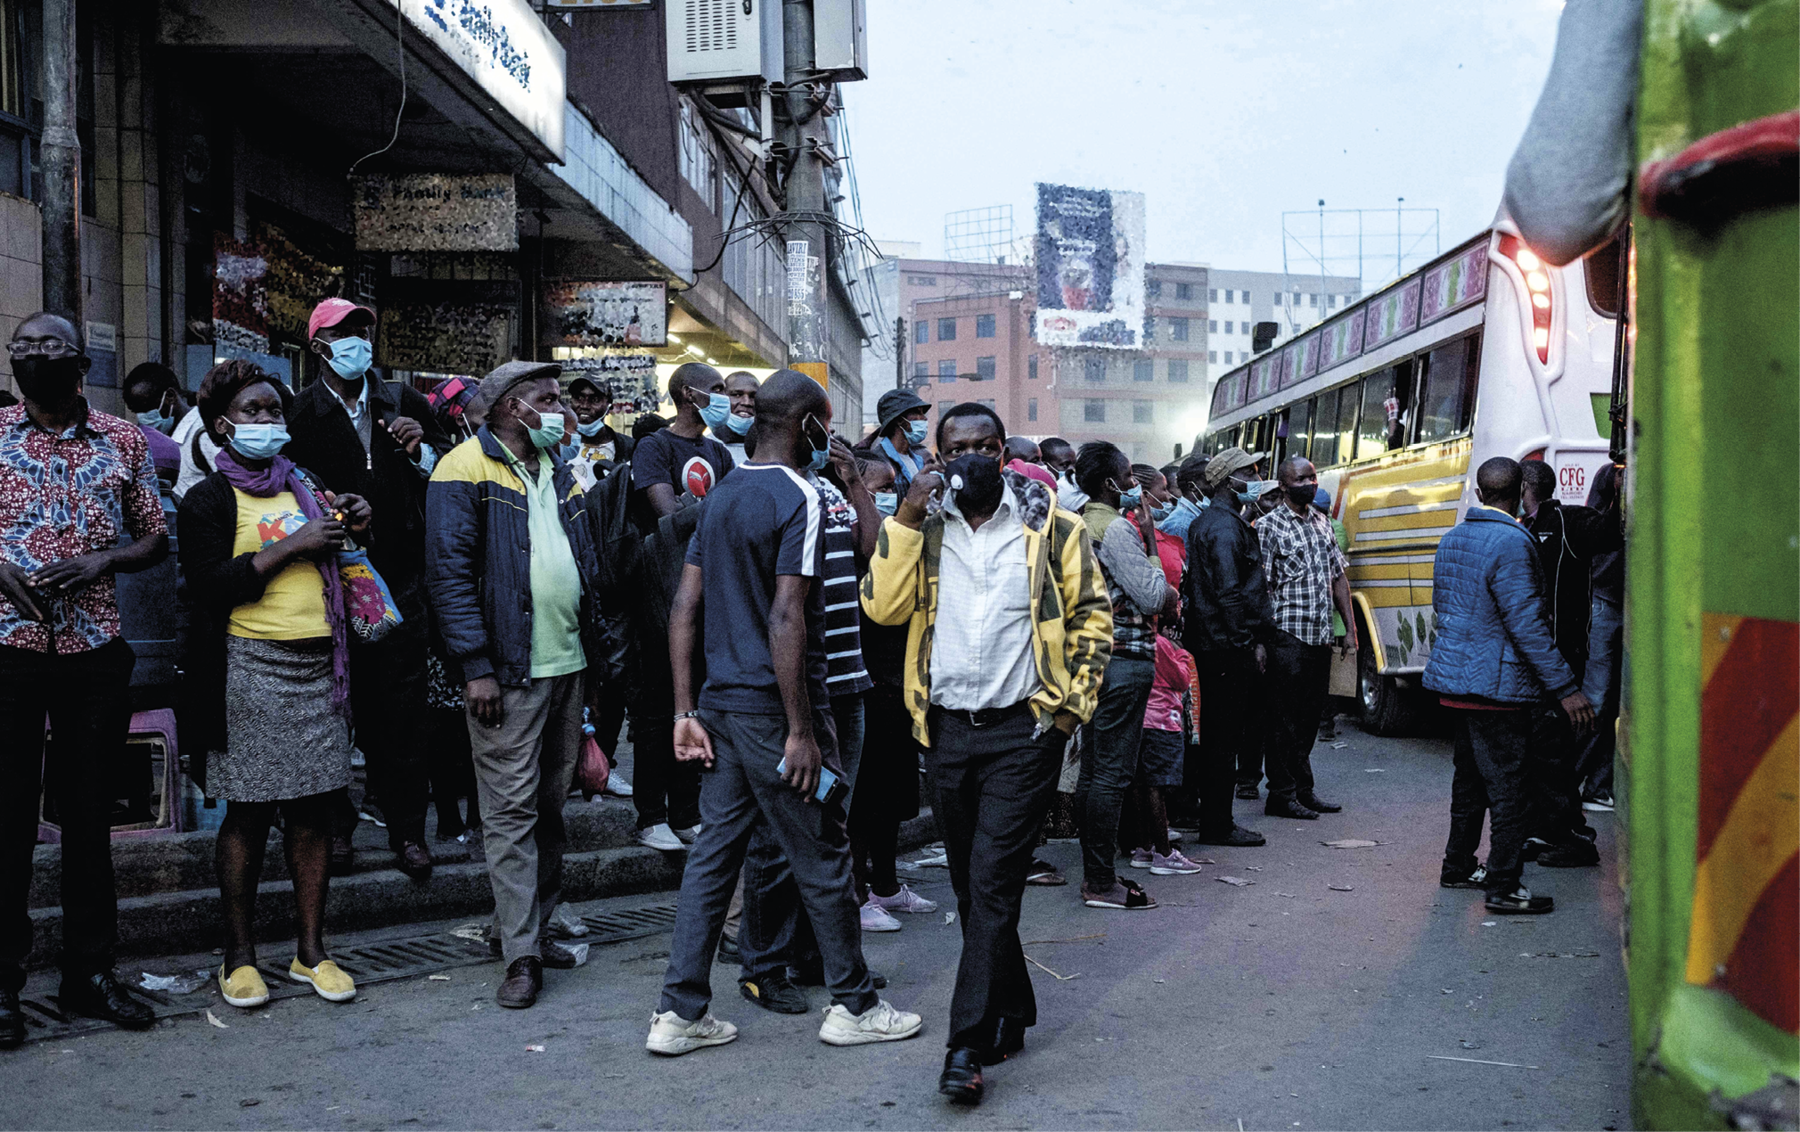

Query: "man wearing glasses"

xmin=0 ymin=313 xmax=170 ymax=1047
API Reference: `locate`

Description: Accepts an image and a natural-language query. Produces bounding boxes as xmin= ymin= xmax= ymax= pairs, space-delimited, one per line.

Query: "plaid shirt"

xmin=1258 ymin=501 xmax=1347 ymax=647
xmin=0 ymin=402 xmax=165 ymax=653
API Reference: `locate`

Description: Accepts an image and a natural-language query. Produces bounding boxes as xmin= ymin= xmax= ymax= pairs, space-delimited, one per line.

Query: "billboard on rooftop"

xmin=1033 ymin=184 xmax=1145 ymax=350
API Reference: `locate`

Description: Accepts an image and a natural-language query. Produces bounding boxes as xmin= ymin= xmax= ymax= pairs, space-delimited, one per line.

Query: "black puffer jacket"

xmin=1181 ymin=502 xmax=1277 ymax=653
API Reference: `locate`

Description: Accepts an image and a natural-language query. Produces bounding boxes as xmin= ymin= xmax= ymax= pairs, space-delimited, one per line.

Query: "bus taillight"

xmin=1498 ymin=234 xmax=1555 ymax=363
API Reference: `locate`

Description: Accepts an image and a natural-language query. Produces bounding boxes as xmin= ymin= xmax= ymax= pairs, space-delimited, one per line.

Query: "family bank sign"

xmin=380 ymin=0 xmax=567 ymax=160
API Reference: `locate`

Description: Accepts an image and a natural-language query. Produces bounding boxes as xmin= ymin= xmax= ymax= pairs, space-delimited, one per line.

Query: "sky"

xmin=843 ymin=0 xmax=1569 ymax=287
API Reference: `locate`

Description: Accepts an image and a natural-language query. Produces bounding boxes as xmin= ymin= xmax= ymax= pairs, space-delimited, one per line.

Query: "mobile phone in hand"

xmin=776 ymin=757 xmax=850 ymax=808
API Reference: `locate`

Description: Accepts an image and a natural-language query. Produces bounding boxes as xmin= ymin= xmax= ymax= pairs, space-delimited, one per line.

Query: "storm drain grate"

xmin=15 ymin=900 xmax=681 ymax=1044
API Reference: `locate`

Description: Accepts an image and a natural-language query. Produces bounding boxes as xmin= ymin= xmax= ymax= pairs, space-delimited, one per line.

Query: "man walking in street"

xmin=1 ymin=312 xmax=169 ymax=1046
xmin=649 ymin=370 xmax=920 ymax=1057
xmin=1257 ymin=455 xmax=1359 ymax=820
xmin=1425 ymin=457 xmax=1594 ymax=915
xmin=1074 ymin=442 xmax=1177 ymax=911
xmin=427 ymin=361 xmax=600 ymax=1008
xmin=286 ymin=298 xmax=451 ymax=881
xmin=1182 ymin=447 xmax=1272 ymax=849
xmin=862 ymin=402 xmax=1111 ymax=1104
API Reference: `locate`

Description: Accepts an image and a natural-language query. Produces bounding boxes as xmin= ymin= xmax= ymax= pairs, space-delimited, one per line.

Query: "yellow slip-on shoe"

xmin=288 ymin=958 xmax=356 ymax=1002
xmin=218 ymin=964 xmax=269 ymax=1009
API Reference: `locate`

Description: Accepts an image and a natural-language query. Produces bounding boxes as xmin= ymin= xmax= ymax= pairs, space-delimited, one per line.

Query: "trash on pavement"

xmin=566 ymin=942 xmax=591 ymax=966
xmin=1327 ymin=884 xmax=1355 ymax=891
xmin=1426 ymin=1055 xmax=1539 ymax=1069
xmin=427 ymin=974 xmax=452 ymax=981
xmin=548 ymin=903 xmax=589 ymax=938
xmin=943 ymin=911 xmax=957 ymax=924
xmin=1023 ymin=954 xmax=1078 ymax=981
xmin=525 ymin=1044 xmax=545 ymax=1053
xmin=1321 ymin=839 xmax=1380 ymax=849
xmin=1217 ymin=876 xmax=1255 ymax=887
xmin=205 ymin=1010 xmax=229 ymax=1029
xmin=140 ymin=969 xmax=210 ymax=994
xmin=451 ymin=924 xmax=488 ymax=943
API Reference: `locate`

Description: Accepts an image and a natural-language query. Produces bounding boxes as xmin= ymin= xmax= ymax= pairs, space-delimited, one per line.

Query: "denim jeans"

xmin=1576 ymin=597 xmax=1622 ymax=797
xmin=1075 ymin=656 xmax=1155 ymax=891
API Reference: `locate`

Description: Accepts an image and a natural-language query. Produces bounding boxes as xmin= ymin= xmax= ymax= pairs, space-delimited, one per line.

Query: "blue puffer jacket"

xmin=1423 ymin=505 xmax=1579 ymax=704
xmin=426 ymin=427 xmax=605 ymax=687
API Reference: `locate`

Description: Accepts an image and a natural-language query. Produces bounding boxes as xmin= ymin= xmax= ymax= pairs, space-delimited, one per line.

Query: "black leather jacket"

xmin=1181 ymin=503 xmax=1277 ymax=653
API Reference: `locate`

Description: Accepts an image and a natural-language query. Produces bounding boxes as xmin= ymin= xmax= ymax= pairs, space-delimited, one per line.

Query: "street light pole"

xmin=894 ymin=315 xmax=905 ymax=389
xmin=40 ymin=0 xmax=82 ymax=326
xmin=781 ymin=0 xmax=830 ymax=391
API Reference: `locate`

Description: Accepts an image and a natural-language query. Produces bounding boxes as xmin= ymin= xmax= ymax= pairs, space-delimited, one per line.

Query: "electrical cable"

xmin=350 ymin=1 xmax=407 ymax=173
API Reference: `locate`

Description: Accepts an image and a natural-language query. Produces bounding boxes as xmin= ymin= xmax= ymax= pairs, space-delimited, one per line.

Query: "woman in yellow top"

xmin=177 ymin=361 xmax=371 ymax=1010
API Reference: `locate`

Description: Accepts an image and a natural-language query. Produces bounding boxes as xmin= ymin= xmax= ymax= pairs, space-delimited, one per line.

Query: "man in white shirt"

xmin=862 ymin=403 xmax=1113 ymax=1106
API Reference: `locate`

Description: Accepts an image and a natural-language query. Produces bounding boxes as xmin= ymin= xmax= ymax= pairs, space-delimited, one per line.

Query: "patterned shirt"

xmin=1258 ymin=501 xmax=1348 ymax=647
xmin=814 ymin=477 xmax=873 ymax=697
xmin=0 ymin=402 xmax=166 ymax=653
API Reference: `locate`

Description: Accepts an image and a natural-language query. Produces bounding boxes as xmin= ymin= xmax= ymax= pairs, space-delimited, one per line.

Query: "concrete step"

xmin=25 ymin=811 xmax=943 ymax=969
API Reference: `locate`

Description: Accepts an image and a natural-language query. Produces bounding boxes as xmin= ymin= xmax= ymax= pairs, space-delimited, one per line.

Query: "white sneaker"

xmin=636 ymin=823 xmax=685 ymax=851
xmin=603 ymin=775 xmax=634 ymax=798
xmin=860 ymin=899 xmax=902 ymax=932
xmin=672 ymin=824 xmax=703 ymax=845
xmin=818 ymin=999 xmax=923 ymax=1046
xmin=646 ymin=1009 xmax=738 ymax=1056
xmin=867 ymin=884 xmax=938 ymax=915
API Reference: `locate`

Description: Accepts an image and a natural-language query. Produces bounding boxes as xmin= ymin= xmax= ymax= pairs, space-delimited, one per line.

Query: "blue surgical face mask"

xmin=904 ymin=420 xmax=929 ymax=447
xmin=694 ymin=390 xmax=732 ymax=432
xmin=227 ymin=421 xmax=290 ymax=460
xmin=803 ymin=413 xmax=831 ymax=472
xmin=1150 ymin=500 xmax=1176 ymax=522
xmin=1238 ymin=478 xmax=1277 ymax=505
xmin=873 ymin=491 xmax=898 ymax=516
xmin=576 ymin=416 xmax=606 ymax=438
xmin=723 ymin=411 xmax=753 ymax=436
xmin=1113 ymin=480 xmax=1143 ymax=510
xmin=323 ymin=335 xmax=373 ymax=381
xmin=557 ymin=439 xmax=580 ymax=462
xmin=515 ymin=399 xmax=566 ymax=452
xmin=136 ymin=406 xmax=173 ymax=433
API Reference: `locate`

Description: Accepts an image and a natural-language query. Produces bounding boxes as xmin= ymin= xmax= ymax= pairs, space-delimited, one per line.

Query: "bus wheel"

xmin=1358 ymin=635 xmax=1417 ymax=736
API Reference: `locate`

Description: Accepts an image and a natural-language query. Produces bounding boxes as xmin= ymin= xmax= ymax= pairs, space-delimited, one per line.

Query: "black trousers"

xmin=1193 ymin=648 xmax=1257 ymax=837
xmin=1264 ymin=631 xmax=1331 ymax=805
xmin=925 ymin=704 xmax=1063 ymax=1050
xmin=1443 ymin=709 xmax=1533 ymax=898
xmin=335 ymin=616 xmax=431 ymax=846
xmin=631 ymin=630 xmax=701 ymax=832
xmin=0 ymin=639 xmax=135 ymax=990
xmin=1526 ymin=707 xmax=1593 ymax=845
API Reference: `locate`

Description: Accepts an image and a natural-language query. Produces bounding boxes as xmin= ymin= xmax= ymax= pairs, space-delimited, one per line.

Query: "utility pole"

xmin=40 ymin=0 xmax=81 ymax=326
xmin=781 ymin=0 xmax=830 ymax=391
xmin=893 ymin=315 xmax=905 ymax=390
xmin=1396 ymin=196 xmax=1405 ymax=280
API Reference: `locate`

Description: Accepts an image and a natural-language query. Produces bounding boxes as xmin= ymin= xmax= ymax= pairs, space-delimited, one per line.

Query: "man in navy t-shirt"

xmin=629 ymin=362 xmax=736 ymax=535
xmin=646 ymin=370 xmax=921 ymax=1057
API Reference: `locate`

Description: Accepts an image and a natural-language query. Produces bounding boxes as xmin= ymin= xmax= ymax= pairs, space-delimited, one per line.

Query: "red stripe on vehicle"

xmin=1697 ymin=618 xmax=1800 ymax=861
xmin=1718 ymin=854 xmax=1800 ymax=1034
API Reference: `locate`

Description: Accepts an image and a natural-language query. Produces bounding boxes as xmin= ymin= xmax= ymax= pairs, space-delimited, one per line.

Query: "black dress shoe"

xmin=1265 ymin=799 xmax=1320 ymax=820
xmin=0 ymin=990 xmax=25 ymax=1049
xmin=395 ymin=841 xmax=434 ymax=881
xmin=1235 ymin=783 xmax=1260 ymax=800
xmin=59 ymin=971 xmax=155 ymax=1029
xmin=715 ymin=934 xmax=740 ymax=964
xmin=982 ymin=1016 xmax=1026 ymax=1065
xmin=1193 ymin=824 xmax=1266 ymax=847
xmin=1299 ymin=793 xmax=1342 ymax=813
xmin=939 ymin=1047 xmax=985 ymax=1105
xmin=496 ymin=957 xmax=542 ymax=1008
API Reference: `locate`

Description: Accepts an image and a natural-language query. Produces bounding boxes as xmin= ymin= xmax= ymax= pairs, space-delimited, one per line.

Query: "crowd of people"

xmin=0 ymin=300 xmax=1621 ymax=1106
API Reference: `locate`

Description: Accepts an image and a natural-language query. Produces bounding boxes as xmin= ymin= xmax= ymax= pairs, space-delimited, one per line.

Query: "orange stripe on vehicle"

xmin=1717 ymin=854 xmax=1800 ymax=1034
xmin=1695 ymin=616 xmax=1798 ymax=861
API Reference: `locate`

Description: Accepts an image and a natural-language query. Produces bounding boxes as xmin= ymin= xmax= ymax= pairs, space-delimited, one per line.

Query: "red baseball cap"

xmin=307 ymin=298 xmax=375 ymax=342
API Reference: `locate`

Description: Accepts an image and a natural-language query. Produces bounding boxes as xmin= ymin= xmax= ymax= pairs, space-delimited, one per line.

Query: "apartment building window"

xmin=1028 ymin=353 xmax=1038 ymax=380
xmin=976 ymin=356 xmax=996 ymax=381
xmin=1308 ymin=293 xmax=1318 ymax=307
xmin=1208 ymin=320 xmax=1218 ymax=334
xmin=939 ymin=401 xmax=954 ymax=417
xmin=1225 ymin=290 xmax=1234 ymax=303
xmin=908 ymin=275 xmax=938 ymax=286
xmin=1209 ymin=288 xmax=1219 ymax=302
xmin=1146 ymin=279 xmax=1162 ymax=297
xmin=1084 ymin=355 xmax=1107 ymax=383
xmin=1084 ymin=399 xmax=1106 ymax=423
xmin=938 ymin=359 xmax=958 ymax=382
xmin=977 ymin=399 xmax=995 ymax=410
xmin=1167 ymin=359 xmax=1188 ymax=383
xmin=1208 ymin=351 xmax=1218 ymax=364
xmin=1134 ymin=400 xmax=1154 ymax=424
xmin=678 ymin=102 xmax=717 ymax=208
xmin=1133 ymin=359 xmax=1153 ymax=382
xmin=1241 ymin=291 xmax=1252 ymax=305
xmin=1027 ymin=397 xmax=1038 ymax=422
xmin=938 ymin=318 xmax=957 ymax=341
xmin=915 ymin=320 xmax=929 ymax=344
xmin=1223 ymin=351 xmax=1234 ymax=364
xmin=1225 ymin=321 xmax=1234 ymax=334
xmin=1176 ymin=282 xmax=1193 ymax=300
xmin=1170 ymin=317 xmax=1190 ymax=341
xmin=912 ymin=361 xmax=928 ymax=383
xmin=975 ymin=313 xmax=996 ymax=338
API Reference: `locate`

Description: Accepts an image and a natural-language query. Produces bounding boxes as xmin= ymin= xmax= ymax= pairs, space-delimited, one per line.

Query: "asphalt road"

xmin=4 ymin=718 xmax=1631 ymax=1131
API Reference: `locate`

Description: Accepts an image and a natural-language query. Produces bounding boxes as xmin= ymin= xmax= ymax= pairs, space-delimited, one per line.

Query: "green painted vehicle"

xmin=1627 ymin=0 xmax=1799 ymax=1126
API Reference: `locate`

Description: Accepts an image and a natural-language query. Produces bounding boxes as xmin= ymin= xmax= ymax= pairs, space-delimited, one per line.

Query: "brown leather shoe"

xmin=496 ymin=957 xmax=542 ymax=1009
xmin=396 ymin=841 xmax=433 ymax=881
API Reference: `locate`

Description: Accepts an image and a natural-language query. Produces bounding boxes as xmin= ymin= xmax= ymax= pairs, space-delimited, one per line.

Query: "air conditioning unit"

xmin=813 ymin=0 xmax=868 ymax=81
xmin=666 ymin=0 xmax=783 ymax=86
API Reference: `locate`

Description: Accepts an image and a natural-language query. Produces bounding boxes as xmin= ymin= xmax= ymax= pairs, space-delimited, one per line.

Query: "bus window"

xmin=1416 ymin=334 xmax=1480 ymax=444
xmin=1289 ymin=399 xmax=1313 ymax=465
xmin=1355 ymin=363 xmax=1413 ymax=458
xmin=1311 ymin=387 xmax=1341 ymax=467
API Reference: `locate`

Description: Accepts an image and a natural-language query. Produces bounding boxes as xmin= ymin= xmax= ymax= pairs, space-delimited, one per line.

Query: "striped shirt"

xmin=814 ymin=477 xmax=874 ymax=697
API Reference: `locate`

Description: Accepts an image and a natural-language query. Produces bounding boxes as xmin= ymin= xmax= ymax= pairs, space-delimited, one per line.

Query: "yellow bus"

xmin=1198 ymin=221 xmax=1622 ymax=732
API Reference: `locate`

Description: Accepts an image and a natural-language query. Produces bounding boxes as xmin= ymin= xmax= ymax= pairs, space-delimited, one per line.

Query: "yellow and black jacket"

xmin=860 ymin=468 xmax=1114 ymax=746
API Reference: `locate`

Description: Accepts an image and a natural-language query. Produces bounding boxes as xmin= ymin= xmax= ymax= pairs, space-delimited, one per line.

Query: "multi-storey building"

xmin=907 ymin=286 xmax=1047 ymax=439
xmin=1201 ymin=268 xmax=1364 ymax=370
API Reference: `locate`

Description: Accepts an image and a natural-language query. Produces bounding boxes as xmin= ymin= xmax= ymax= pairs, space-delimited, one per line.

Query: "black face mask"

xmin=944 ymin=452 xmax=1004 ymax=514
xmin=14 ymin=355 xmax=83 ymax=406
xmin=1286 ymin=483 xmax=1316 ymax=508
